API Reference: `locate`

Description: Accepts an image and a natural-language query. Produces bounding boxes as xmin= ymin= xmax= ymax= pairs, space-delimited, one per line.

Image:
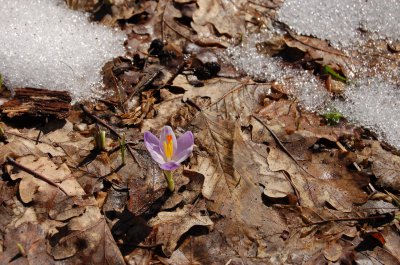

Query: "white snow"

xmin=0 ymin=0 xmax=126 ymax=101
xmin=278 ymin=0 xmax=400 ymax=47
xmin=227 ymin=34 xmax=400 ymax=149
xmin=331 ymin=79 xmax=400 ymax=148
xmin=226 ymin=34 xmax=329 ymax=112
xmin=277 ymin=0 xmax=400 ymax=149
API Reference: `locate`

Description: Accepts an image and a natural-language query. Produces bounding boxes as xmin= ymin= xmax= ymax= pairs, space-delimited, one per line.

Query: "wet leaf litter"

xmin=0 ymin=0 xmax=400 ymax=264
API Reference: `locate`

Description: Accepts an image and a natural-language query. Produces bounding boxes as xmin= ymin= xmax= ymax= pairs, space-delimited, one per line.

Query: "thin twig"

xmin=111 ymin=72 xmax=126 ymax=114
xmin=252 ymin=115 xmax=315 ymax=178
xmin=81 ymin=105 xmax=120 ymax=136
xmin=281 ymin=170 xmax=301 ymax=206
xmin=6 ymin=157 xmax=69 ymax=195
xmin=185 ymin=98 xmax=202 ymax=112
xmin=247 ymin=0 xmax=278 ymax=9
xmin=303 ymin=212 xmax=394 ymax=227
xmin=80 ymin=105 xmax=140 ymax=165
xmin=124 ymin=68 xmax=162 ymax=105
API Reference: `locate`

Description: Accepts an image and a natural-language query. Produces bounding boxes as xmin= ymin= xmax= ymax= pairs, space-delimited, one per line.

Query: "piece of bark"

xmin=1 ymin=87 xmax=71 ymax=119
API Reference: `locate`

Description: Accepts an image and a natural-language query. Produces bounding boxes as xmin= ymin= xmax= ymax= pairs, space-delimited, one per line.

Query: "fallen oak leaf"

xmin=192 ymin=0 xmax=245 ymax=38
xmin=0 ymin=222 xmax=51 ymax=264
xmin=145 ymin=204 xmax=213 ymax=257
xmin=8 ymin=156 xmax=85 ymax=203
xmin=6 ymin=156 xmax=69 ymax=196
xmin=48 ymin=207 xmax=125 ymax=264
xmin=371 ymin=141 xmax=400 ymax=191
xmin=0 ymin=136 xmax=46 ymax=164
xmin=188 ymin=113 xmax=288 ymax=258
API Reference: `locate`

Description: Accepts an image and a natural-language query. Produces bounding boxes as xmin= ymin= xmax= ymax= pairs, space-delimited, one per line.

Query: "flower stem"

xmin=163 ymin=170 xmax=174 ymax=192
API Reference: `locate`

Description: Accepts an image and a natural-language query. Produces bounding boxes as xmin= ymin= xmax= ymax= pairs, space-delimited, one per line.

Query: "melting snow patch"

xmin=226 ymin=34 xmax=400 ymax=149
xmin=226 ymin=34 xmax=329 ymax=112
xmin=278 ymin=0 xmax=400 ymax=47
xmin=0 ymin=0 xmax=126 ymax=102
xmin=331 ymin=78 xmax=400 ymax=149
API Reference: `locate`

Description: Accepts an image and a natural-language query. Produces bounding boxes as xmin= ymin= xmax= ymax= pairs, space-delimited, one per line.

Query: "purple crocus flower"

xmin=144 ymin=126 xmax=194 ymax=171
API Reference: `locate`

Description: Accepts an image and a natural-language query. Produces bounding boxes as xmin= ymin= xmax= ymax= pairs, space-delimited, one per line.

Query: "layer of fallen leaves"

xmin=1 ymin=0 xmax=400 ymax=264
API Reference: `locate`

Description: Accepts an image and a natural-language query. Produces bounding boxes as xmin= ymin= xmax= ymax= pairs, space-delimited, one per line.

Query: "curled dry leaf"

xmin=371 ymin=141 xmax=400 ymax=191
xmin=0 ymin=222 xmax=50 ymax=264
xmin=192 ymin=0 xmax=245 ymax=37
xmin=103 ymin=143 xmax=167 ymax=216
xmin=181 ymin=77 xmax=272 ymax=126
xmin=146 ymin=204 xmax=213 ymax=256
xmin=284 ymin=33 xmax=351 ymax=71
xmin=0 ymin=136 xmax=45 ymax=164
xmin=188 ymin=113 xmax=288 ymax=258
xmin=9 ymin=156 xmax=85 ymax=203
xmin=49 ymin=207 xmax=125 ymax=264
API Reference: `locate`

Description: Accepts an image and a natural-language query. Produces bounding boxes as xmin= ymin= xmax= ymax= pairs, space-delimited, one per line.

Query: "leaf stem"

xmin=163 ymin=170 xmax=174 ymax=192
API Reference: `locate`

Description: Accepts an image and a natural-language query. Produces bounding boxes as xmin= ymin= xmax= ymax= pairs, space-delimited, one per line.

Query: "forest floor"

xmin=1 ymin=0 xmax=400 ymax=264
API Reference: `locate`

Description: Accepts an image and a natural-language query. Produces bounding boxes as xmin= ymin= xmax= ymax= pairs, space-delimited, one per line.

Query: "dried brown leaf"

xmin=251 ymin=99 xmax=368 ymax=211
xmin=141 ymin=90 xmax=184 ymax=132
xmin=192 ymin=0 xmax=245 ymax=37
xmin=263 ymin=129 xmax=368 ymax=211
xmin=381 ymin=225 xmax=400 ymax=261
xmin=371 ymin=141 xmax=400 ymax=191
xmin=0 ymin=222 xmax=51 ymax=264
xmin=49 ymin=207 xmax=125 ymax=264
xmin=284 ymin=33 xmax=352 ymax=71
xmin=181 ymin=77 xmax=272 ymax=126
xmin=0 ymin=136 xmax=45 ymax=164
xmin=146 ymin=205 xmax=213 ymax=256
xmin=9 ymin=156 xmax=85 ymax=203
xmin=188 ymin=113 xmax=288 ymax=260
xmin=105 ymin=143 xmax=166 ymax=216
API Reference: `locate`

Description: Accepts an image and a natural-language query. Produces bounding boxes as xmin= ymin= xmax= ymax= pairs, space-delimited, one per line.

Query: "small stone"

xmin=75 ymin=123 xmax=88 ymax=132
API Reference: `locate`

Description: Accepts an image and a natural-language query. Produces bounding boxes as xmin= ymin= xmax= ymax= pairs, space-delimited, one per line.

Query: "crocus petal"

xmin=177 ymin=131 xmax=194 ymax=151
xmin=173 ymin=147 xmax=193 ymax=164
xmin=159 ymin=126 xmax=177 ymax=159
xmin=173 ymin=131 xmax=194 ymax=163
xmin=160 ymin=161 xmax=180 ymax=171
xmin=144 ymin=131 xmax=165 ymax=164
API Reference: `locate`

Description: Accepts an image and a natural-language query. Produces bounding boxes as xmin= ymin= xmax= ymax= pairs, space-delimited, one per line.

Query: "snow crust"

xmin=227 ymin=0 xmax=400 ymax=150
xmin=331 ymin=79 xmax=400 ymax=149
xmin=226 ymin=34 xmax=400 ymax=149
xmin=278 ymin=0 xmax=400 ymax=47
xmin=226 ymin=34 xmax=329 ymax=112
xmin=277 ymin=0 xmax=400 ymax=149
xmin=0 ymin=0 xmax=126 ymax=101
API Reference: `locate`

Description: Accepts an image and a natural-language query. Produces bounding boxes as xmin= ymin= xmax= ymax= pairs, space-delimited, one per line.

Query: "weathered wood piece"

xmin=1 ymin=87 xmax=71 ymax=119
